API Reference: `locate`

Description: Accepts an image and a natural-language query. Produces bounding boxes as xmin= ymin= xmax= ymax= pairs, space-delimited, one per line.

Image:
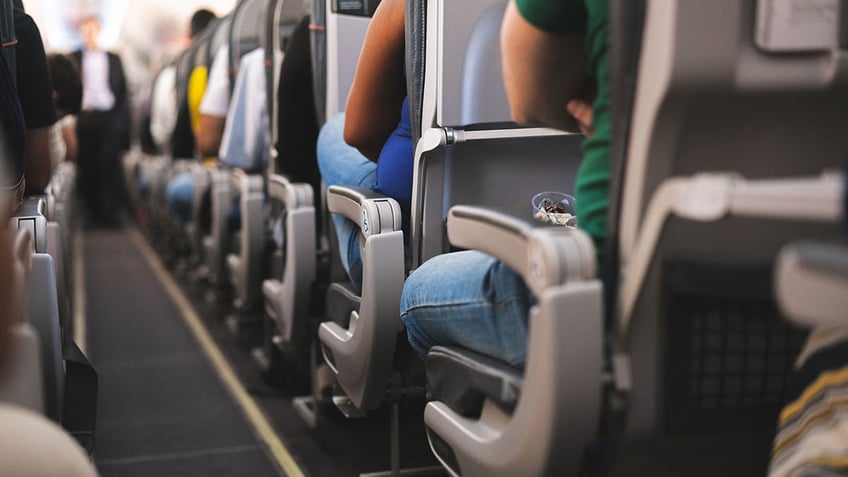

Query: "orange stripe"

xmin=308 ymin=24 xmax=325 ymax=31
xmin=1 ymin=39 xmax=18 ymax=47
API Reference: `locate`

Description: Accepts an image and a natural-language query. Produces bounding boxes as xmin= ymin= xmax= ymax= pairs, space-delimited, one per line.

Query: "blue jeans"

xmin=401 ymin=250 xmax=534 ymax=366
xmin=165 ymin=172 xmax=194 ymax=225
xmin=317 ymin=114 xmax=377 ymax=289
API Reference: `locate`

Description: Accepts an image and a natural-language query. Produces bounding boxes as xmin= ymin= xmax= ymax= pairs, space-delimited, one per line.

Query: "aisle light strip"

xmin=73 ymin=231 xmax=87 ymax=354
xmin=127 ymin=227 xmax=305 ymax=477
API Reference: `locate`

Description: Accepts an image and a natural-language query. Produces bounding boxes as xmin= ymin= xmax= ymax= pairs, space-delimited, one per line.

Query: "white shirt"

xmin=149 ymin=65 xmax=177 ymax=151
xmin=199 ymin=45 xmax=231 ymax=118
xmin=81 ymin=50 xmax=116 ymax=111
xmin=219 ymin=48 xmax=270 ymax=171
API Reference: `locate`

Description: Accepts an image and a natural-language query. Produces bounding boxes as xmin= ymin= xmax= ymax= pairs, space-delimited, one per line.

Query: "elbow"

xmin=196 ymin=135 xmax=218 ymax=157
xmin=342 ymin=121 xmax=367 ymax=152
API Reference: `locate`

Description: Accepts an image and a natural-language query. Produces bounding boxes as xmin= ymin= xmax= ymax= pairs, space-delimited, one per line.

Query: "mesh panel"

xmin=663 ymin=259 xmax=807 ymax=434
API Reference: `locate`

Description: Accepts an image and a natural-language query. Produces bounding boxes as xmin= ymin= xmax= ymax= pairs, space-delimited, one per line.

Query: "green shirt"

xmin=514 ymin=0 xmax=610 ymax=268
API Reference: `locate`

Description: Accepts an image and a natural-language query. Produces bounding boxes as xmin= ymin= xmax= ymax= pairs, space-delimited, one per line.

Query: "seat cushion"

xmin=426 ymin=346 xmax=523 ymax=417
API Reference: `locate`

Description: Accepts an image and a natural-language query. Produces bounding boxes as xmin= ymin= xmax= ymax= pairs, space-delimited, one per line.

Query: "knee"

xmin=316 ymin=113 xmax=347 ymax=176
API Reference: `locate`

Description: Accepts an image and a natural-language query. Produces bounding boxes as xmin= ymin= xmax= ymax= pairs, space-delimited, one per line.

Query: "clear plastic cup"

xmin=531 ymin=191 xmax=577 ymax=227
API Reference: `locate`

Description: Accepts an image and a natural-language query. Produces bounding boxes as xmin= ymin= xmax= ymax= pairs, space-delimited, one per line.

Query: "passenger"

xmin=769 ymin=326 xmax=848 ymax=476
xmin=399 ymin=0 xmax=608 ymax=366
xmin=12 ymin=4 xmax=58 ymax=198
xmin=316 ymin=0 xmax=411 ymax=289
xmin=73 ymin=15 xmax=131 ymax=226
xmin=162 ymin=9 xmax=217 ymax=225
xmin=46 ymin=54 xmax=83 ymax=166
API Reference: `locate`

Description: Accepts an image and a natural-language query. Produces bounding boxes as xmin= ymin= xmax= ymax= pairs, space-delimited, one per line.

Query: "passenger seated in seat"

xmin=13 ymin=5 xmax=58 ymax=198
xmin=400 ymin=0 xmax=609 ymax=366
xmin=164 ymin=9 xmax=218 ymax=225
xmin=317 ymin=0 xmax=411 ymax=289
xmin=46 ymin=54 xmax=83 ymax=165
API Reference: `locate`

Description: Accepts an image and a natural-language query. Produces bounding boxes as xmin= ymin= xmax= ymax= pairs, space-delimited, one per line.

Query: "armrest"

xmin=327 ymin=185 xmax=402 ymax=237
xmin=10 ymin=198 xmax=47 ymax=254
xmin=775 ymin=241 xmax=848 ymax=328
xmin=447 ymin=205 xmax=596 ymax=297
xmin=231 ymin=168 xmax=264 ymax=194
xmin=268 ymin=173 xmax=314 ymax=210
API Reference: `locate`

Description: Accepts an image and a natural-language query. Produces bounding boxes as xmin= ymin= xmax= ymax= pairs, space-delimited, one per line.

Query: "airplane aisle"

xmin=81 ymin=228 xmax=285 ymax=477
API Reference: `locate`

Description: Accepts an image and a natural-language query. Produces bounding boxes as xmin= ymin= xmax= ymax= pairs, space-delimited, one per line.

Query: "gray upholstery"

xmin=404 ymin=0 xmax=426 ymax=142
xmin=310 ymin=0 xmax=327 ymax=124
xmin=229 ymin=0 xmax=267 ymax=76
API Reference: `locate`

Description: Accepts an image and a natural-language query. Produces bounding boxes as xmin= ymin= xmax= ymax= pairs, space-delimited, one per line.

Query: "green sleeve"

xmin=514 ymin=0 xmax=587 ymax=34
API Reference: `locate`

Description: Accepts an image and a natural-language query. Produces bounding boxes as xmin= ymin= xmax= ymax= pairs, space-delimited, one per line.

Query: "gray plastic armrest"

xmin=775 ymin=241 xmax=848 ymax=328
xmin=11 ymin=198 xmax=47 ymax=254
xmin=319 ymin=190 xmax=405 ymax=411
xmin=447 ymin=205 xmax=596 ymax=297
xmin=227 ymin=169 xmax=265 ymax=309
xmin=426 ymin=205 xmax=603 ymax=476
xmin=327 ymin=186 xmax=402 ymax=237
xmin=263 ymin=174 xmax=316 ymax=343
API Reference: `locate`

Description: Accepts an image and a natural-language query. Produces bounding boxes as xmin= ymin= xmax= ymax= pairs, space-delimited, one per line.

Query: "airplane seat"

xmin=609 ymin=1 xmax=847 ymax=475
xmin=0 ymin=228 xmax=45 ymax=414
xmin=11 ymin=199 xmax=65 ymax=421
xmin=200 ymin=0 xmax=265 ymax=297
xmin=309 ymin=0 xmax=326 ymax=126
xmin=421 ymin=0 xmax=848 ymax=476
xmin=319 ymin=0 xmax=584 ymax=427
xmin=259 ymin=0 xmax=321 ymax=375
xmin=219 ymin=0 xmax=273 ymax=311
xmin=10 ymin=198 xmax=98 ymax=453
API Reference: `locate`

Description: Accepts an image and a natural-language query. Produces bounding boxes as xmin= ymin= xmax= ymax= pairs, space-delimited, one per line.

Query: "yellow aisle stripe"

xmin=73 ymin=231 xmax=87 ymax=354
xmin=127 ymin=227 xmax=305 ymax=477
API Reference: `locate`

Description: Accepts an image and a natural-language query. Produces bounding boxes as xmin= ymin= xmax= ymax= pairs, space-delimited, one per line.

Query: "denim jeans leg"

xmin=165 ymin=172 xmax=194 ymax=225
xmin=317 ymin=113 xmax=378 ymax=288
xmin=400 ymin=250 xmax=534 ymax=366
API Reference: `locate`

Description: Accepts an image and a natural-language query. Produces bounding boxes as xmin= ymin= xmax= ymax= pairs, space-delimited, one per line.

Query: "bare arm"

xmin=61 ymin=122 xmax=79 ymax=163
xmin=196 ymin=114 xmax=226 ymax=157
xmin=500 ymin=1 xmax=588 ymax=132
xmin=343 ymin=0 xmax=407 ymax=162
xmin=24 ymin=127 xmax=52 ymax=194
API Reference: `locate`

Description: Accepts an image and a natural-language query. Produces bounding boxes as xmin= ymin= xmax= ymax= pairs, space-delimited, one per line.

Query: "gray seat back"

xmin=324 ymin=0 xmax=375 ymax=118
xmin=209 ymin=15 xmax=232 ymax=68
xmin=612 ymin=1 xmax=848 ymax=474
xmin=229 ymin=0 xmax=268 ymax=91
xmin=408 ymin=0 xmax=584 ymax=266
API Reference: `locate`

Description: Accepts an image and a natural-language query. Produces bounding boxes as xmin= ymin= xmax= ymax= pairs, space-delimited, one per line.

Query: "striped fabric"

xmin=770 ymin=326 xmax=848 ymax=477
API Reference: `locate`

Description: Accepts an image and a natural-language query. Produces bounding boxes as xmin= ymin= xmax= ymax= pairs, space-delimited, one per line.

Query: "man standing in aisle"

xmin=73 ymin=15 xmax=130 ymax=227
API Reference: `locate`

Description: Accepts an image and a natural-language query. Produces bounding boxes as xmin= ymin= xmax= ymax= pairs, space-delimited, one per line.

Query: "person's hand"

xmin=566 ymin=99 xmax=594 ymax=138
